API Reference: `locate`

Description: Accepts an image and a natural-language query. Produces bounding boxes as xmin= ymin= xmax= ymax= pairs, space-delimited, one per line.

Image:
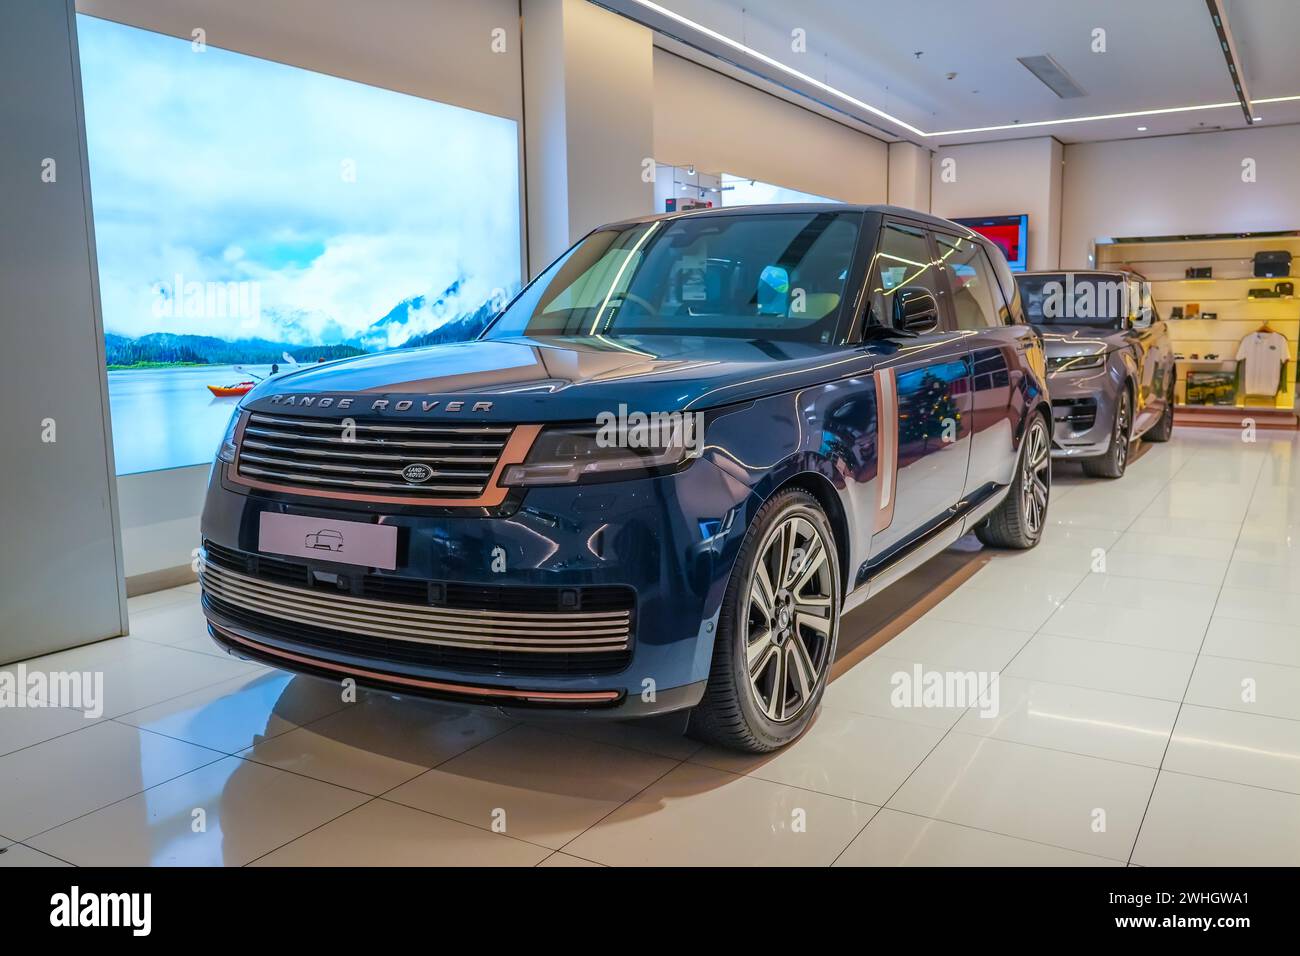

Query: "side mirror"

xmin=893 ymin=286 xmax=940 ymax=334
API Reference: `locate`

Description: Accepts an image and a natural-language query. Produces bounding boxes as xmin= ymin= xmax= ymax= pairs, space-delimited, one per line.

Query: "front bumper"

xmin=1047 ymin=368 xmax=1117 ymax=459
xmin=198 ymin=455 xmax=755 ymax=719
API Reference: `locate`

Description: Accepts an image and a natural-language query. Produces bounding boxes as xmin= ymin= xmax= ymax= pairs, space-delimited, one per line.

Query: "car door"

xmin=931 ymin=230 xmax=1042 ymax=501
xmin=858 ymin=219 xmax=973 ymax=565
xmin=1127 ymin=278 xmax=1173 ymax=431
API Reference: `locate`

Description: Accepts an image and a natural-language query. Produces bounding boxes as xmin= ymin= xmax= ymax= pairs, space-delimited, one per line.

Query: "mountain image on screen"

xmin=77 ymin=14 xmax=522 ymax=475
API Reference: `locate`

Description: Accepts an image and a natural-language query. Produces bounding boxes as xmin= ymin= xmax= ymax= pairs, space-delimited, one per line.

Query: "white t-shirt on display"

xmin=1236 ymin=330 xmax=1289 ymax=396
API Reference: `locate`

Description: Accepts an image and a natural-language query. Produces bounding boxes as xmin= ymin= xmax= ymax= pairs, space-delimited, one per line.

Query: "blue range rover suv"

xmin=200 ymin=204 xmax=1051 ymax=751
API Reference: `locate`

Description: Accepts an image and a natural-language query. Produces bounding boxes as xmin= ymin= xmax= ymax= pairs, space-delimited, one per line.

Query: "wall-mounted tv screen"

xmin=952 ymin=215 xmax=1029 ymax=272
xmin=77 ymin=15 xmax=522 ymax=476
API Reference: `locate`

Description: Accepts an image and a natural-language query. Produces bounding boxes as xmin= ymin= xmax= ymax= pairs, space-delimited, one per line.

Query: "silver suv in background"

xmin=1016 ymin=270 xmax=1175 ymax=478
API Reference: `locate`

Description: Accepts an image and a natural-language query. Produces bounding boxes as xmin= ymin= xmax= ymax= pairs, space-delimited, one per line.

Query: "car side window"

xmin=865 ymin=222 xmax=943 ymax=331
xmin=934 ymin=233 xmax=1003 ymax=330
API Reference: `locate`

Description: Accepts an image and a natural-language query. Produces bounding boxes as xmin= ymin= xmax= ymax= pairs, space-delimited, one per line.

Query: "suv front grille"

xmin=234 ymin=412 xmax=520 ymax=501
xmin=1052 ymin=398 xmax=1098 ymax=433
xmin=199 ymin=543 xmax=635 ymax=675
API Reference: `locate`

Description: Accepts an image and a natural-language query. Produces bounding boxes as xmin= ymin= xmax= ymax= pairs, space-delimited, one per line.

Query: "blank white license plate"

xmin=258 ymin=512 xmax=397 ymax=570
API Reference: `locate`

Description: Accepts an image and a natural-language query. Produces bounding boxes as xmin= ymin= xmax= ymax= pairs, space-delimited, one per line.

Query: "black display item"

xmin=1254 ymin=250 xmax=1292 ymax=278
xmin=1201 ymin=312 xmax=1217 ymax=320
xmin=1248 ymin=287 xmax=1281 ymax=299
xmin=1276 ymin=281 xmax=1295 ymax=296
xmin=1186 ymin=266 xmax=1213 ymax=279
xmin=1170 ymin=306 xmax=1184 ymax=319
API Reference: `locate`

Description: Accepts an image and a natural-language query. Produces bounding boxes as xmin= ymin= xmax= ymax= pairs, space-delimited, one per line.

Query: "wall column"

xmin=930 ymin=136 xmax=1064 ymax=271
xmin=887 ymin=142 xmax=931 ymax=212
xmin=522 ymin=0 xmax=655 ymax=275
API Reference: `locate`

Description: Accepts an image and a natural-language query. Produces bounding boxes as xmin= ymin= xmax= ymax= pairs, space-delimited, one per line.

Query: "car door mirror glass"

xmin=894 ymin=286 xmax=940 ymax=334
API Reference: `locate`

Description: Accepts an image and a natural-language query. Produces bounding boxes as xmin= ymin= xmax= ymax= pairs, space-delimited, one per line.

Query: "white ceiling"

xmin=605 ymin=0 xmax=1300 ymax=144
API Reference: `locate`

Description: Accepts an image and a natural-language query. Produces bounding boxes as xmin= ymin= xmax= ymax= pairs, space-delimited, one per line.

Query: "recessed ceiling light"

xmin=625 ymin=0 xmax=1300 ymax=137
xmin=1137 ymin=126 xmax=1148 ymax=131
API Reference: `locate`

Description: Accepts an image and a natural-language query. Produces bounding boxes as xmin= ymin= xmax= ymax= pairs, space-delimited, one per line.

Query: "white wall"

xmin=931 ymin=136 xmax=1064 ymax=271
xmin=2 ymin=0 xmax=127 ymax=659
xmin=1061 ymin=124 xmax=1300 ymax=268
xmin=653 ymin=48 xmax=888 ymax=205
xmin=76 ymin=0 xmax=529 ymax=585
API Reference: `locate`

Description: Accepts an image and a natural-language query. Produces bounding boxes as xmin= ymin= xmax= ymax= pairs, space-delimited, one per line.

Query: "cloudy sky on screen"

xmin=77 ymin=14 xmax=521 ymax=345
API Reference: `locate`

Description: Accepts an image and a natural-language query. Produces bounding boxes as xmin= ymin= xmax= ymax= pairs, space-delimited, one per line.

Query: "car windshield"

xmin=484 ymin=211 xmax=862 ymax=343
xmin=1017 ymin=274 xmax=1129 ymax=328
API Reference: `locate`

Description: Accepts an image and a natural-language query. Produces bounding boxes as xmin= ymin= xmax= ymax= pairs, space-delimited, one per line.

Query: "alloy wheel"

xmin=1020 ymin=418 xmax=1050 ymax=535
xmin=1115 ymin=392 xmax=1131 ymax=470
xmin=744 ymin=515 xmax=835 ymax=723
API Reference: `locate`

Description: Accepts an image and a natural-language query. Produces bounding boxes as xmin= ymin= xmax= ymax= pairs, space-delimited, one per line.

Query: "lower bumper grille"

xmin=1052 ymin=397 xmax=1098 ymax=433
xmin=198 ymin=545 xmax=634 ymax=675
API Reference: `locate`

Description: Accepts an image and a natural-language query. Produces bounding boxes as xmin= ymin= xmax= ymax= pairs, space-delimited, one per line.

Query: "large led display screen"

xmin=78 ymin=15 xmax=522 ymax=475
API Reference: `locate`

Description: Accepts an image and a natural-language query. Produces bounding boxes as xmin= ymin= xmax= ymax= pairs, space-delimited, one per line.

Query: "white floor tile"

xmin=251 ymin=798 xmax=548 ymax=866
xmin=1068 ymin=575 xmax=1218 ymax=617
xmin=956 ymin=676 xmax=1178 ymax=767
xmin=1039 ymin=600 xmax=1209 ymax=653
xmin=871 ymin=617 xmax=1033 ymax=672
xmin=566 ymin=762 xmax=876 ymax=866
xmin=115 ymin=671 xmax=349 ymax=754
xmin=1185 ymin=655 xmax=1300 ymax=721
xmin=1214 ymin=586 xmax=1300 ymax=626
xmin=925 ymin=585 xmax=1060 ymax=632
xmin=1202 ymin=616 xmax=1300 ymax=667
xmin=887 ymin=733 xmax=1156 ymax=860
xmin=1223 ymin=560 xmax=1300 ymax=594
xmin=1132 ymin=772 xmax=1300 ymax=866
xmin=0 ymin=844 xmax=70 ymax=867
xmin=28 ymin=756 xmax=367 ymax=866
xmin=384 ymin=725 xmax=678 ymax=850
xmin=1006 ymin=634 xmax=1196 ymax=702
xmin=0 ymin=721 xmax=223 ymax=840
xmin=0 ymin=704 xmax=102 ymax=757
xmin=826 ymin=654 xmax=972 ymax=729
xmin=690 ymin=706 xmax=944 ymax=805
xmin=834 ymin=808 xmax=1120 ymax=867
xmin=1164 ymin=704 xmax=1300 ymax=795
xmin=1113 ymin=532 xmax=1235 ymax=561
xmin=240 ymin=695 xmax=514 ymax=795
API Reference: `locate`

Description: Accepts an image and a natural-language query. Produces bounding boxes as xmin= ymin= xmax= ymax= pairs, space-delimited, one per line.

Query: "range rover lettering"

xmin=199 ymin=205 xmax=1052 ymax=752
xmin=1016 ymin=270 xmax=1175 ymax=478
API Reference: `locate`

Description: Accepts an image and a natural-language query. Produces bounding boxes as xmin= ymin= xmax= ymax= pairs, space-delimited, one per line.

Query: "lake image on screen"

xmin=78 ymin=15 xmax=522 ymax=475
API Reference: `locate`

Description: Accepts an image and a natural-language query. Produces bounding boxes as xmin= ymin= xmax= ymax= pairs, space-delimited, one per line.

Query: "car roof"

xmin=1017 ymin=269 xmax=1137 ymax=281
xmin=598 ymin=203 xmax=984 ymax=237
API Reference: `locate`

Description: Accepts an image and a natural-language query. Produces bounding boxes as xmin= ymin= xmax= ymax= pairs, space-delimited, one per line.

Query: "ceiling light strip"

xmin=625 ymin=0 xmax=1300 ymax=138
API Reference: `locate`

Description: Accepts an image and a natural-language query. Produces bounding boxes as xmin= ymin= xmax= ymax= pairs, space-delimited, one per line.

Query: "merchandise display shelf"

xmin=1097 ymin=235 xmax=1299 ymax=416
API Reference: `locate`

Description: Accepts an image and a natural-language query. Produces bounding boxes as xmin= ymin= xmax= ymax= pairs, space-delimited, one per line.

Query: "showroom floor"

xmin=3 ymin=427 xmax=1300 ymax=866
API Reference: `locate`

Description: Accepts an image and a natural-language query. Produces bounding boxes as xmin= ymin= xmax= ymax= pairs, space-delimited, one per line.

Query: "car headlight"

xmin=1047 ymin=353 xmax=1105 ymax=373
xmin=216 ymin=409 xmax=242 ymax=463
xmin=502 ymin=422 xmax=702 ymax=486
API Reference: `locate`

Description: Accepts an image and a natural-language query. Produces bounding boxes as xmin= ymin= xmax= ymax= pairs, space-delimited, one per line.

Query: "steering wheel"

xmin=608 ymin=290 xmax=657 ymax=315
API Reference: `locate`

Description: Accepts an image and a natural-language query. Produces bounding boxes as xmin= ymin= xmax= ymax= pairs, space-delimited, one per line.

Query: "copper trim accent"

xmin=227 ymin=413 xmax=541 ymax=506
xmin=209 ymin=624 xmax=622 ymax=703
xmin=873 ymin=367 xmax=898 ymax=533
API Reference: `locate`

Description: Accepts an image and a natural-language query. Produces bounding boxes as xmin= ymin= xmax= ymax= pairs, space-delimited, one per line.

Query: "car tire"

xmin=687 ymin=489 xmax=841 ymax=753
xmin=1082 ymin=387 xmax=1132 ymax=479
xmin=975 ymin=412 xmax=1051 ymax=550
xmin=1143 ymin=379 xmax=1175 ymax=443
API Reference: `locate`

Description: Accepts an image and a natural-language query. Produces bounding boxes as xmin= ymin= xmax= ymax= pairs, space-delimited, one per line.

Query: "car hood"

xmin=241 ymin=335 xmax=876 ymax=422
xmin=1036 ymin=325 xmax=1117 ymax=360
